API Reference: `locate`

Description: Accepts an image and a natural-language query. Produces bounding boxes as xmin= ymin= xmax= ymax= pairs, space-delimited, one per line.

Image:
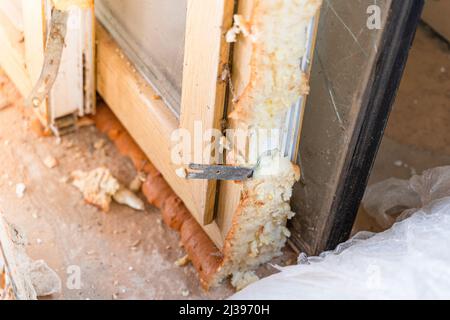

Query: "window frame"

xmin=0 ymin=0 xmax=234 ymax=247
xmin=96 ymin=0 xmax=234 ymax=247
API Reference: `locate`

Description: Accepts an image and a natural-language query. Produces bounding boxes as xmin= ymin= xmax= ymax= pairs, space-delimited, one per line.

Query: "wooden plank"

xmin=0 ymin=215 xmax=37 ymax=300
xmin=49 ymin=7 xmax=84 ymax=120
xmin=23 ymin=1 xmax=96 ymax=128
xmin=21 ymin=0 xmax=48 ymax=124
xmin=96 ymin=22 xmax=224 ymax=248
xmin=216 ymin=0 xmax=255 ymax=238
xmin=49 ymin=5 xmax=96 ymax=120
xmin=422 ymin=0 xmax=450 ymax=41
xmin=180 ymin=0 xmax=234 ymax=225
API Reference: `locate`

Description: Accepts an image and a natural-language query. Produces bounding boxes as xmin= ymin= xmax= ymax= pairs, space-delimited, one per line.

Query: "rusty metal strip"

xmin=26 ymin=9 xmax=68 ymax=110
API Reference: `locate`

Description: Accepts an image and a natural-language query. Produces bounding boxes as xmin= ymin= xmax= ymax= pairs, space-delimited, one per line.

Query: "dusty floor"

xmin=354 ymin=25 xmax=450 ymax=233
xmin=0 ymin=68 xmax=296 ymax=300
xmin=0 ymin=73 xmax=234 ymax=300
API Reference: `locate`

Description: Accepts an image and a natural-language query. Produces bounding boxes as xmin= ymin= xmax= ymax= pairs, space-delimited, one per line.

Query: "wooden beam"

xmin=21 ymin=0 xmax=48 ymax=124
xmin=0 ymin=215 xmax=37 ymax=300
xmin=180 ymin=0 xmax=234 ymax=225
xmin=96 ymin=22 xmax=224 ymax=248
xmin=216 ymin=0 xmax=254 ymax=239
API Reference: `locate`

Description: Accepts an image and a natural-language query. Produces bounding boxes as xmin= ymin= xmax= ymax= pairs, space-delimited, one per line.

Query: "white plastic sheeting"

xmin=232 ymin=167 xmax=450 ymax=300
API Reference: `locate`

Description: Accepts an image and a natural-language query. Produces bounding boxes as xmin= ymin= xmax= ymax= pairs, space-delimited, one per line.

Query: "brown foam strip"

xmin=94 ymin=103 xmax=223 ymax=288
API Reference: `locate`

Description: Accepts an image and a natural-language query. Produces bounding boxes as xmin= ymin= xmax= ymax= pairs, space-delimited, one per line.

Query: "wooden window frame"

xmin=0 ymin=0 xmax=235 ymax=248
xmin=96 ymin=0 xmax=234 ymax=248
xmin=0 ymin=0 xmax=319 ymax=251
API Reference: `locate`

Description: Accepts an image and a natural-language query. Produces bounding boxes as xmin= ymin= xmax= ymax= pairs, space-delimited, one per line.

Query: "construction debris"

xmin=226 ymin=15 xmax=251 ymax=43
xmin=231 ymin=271 xmax=259 ymax=291
xmin=59 ymin=176 xmax=70 ymax=184
xmin=94 ymin=139 xmax=106 ymax=150
xmin=129 ymin=239 xmax=141 ymax=250
xmin=128 ymin=172 xmax=146 ymax=193
xmin=43 ymin=155 xmax=58 ymax=169
xmin=27 ymin=260 xmax=62 ymax=297
xmin=0 ymin=259 xmax=5 ymax=290
xmin=181 ymin=288 xmax=190 ymax=297
xmin=15 ymin=183 xmax=26 ymax=198
xmin=0 ymin=96 xmax=10 ymax=110
xmin=72 ymin=167 xmax=145 ymax=212
xmin=71 ymin=167 xmax=121 ymax=212
xmin=76 ymin=117 xmax=95 ymax=128
xmin=175 ymin=255 xmax=190 ymax=267
xmin=0 ymin=217 xmax=61 ymax=299
xmin=113 ymin=187 xmax=145 ymax=211
xmin=0 ymin=262 xmax=13 ymax=301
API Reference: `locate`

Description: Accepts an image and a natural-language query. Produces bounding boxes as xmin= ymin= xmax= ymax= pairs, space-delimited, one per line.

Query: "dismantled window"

xmin=96 ymin=0 xmax=187 ymax=116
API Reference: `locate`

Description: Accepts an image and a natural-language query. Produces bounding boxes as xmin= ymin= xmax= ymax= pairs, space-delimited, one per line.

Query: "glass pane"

xmin=96 ymin=0 xmax=187 ymax=116
xmin=291 ymin=0 xmax=393 ymax=252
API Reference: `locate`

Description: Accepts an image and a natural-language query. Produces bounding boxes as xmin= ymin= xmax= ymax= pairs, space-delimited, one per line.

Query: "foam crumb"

xmin=181 ymin=288 xmax=190 ymax=297
xmin=27 ymin=260 xmax=61 ymax=297
xmin=175 ymin=255 xmax=190 ymax=267
xmin=231 ymin=271 xmax=259 ymax=291
xmin=175 ymin=167 xmax=187 ymax=179
xmin=15 ymin=183 xmax=26 ymax=198
xmin=43 ymin=155 xmax=58 ymax=169
xmin=94 ymin=139 xmax=106 ymax=150
xmin=128 ymin=172 xmax=146 ymax=192
xmin=71 ymin=167 xmax=120 ymax=212
xmin=226 ymin=15 xmax=251 ymax=43
xmin=112 ymin=187 xmax=145 ymax=211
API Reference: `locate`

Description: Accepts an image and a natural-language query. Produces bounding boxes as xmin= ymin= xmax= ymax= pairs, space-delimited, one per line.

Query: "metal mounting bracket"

xmin=26 ymin=0 xmax=96 ymax=136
